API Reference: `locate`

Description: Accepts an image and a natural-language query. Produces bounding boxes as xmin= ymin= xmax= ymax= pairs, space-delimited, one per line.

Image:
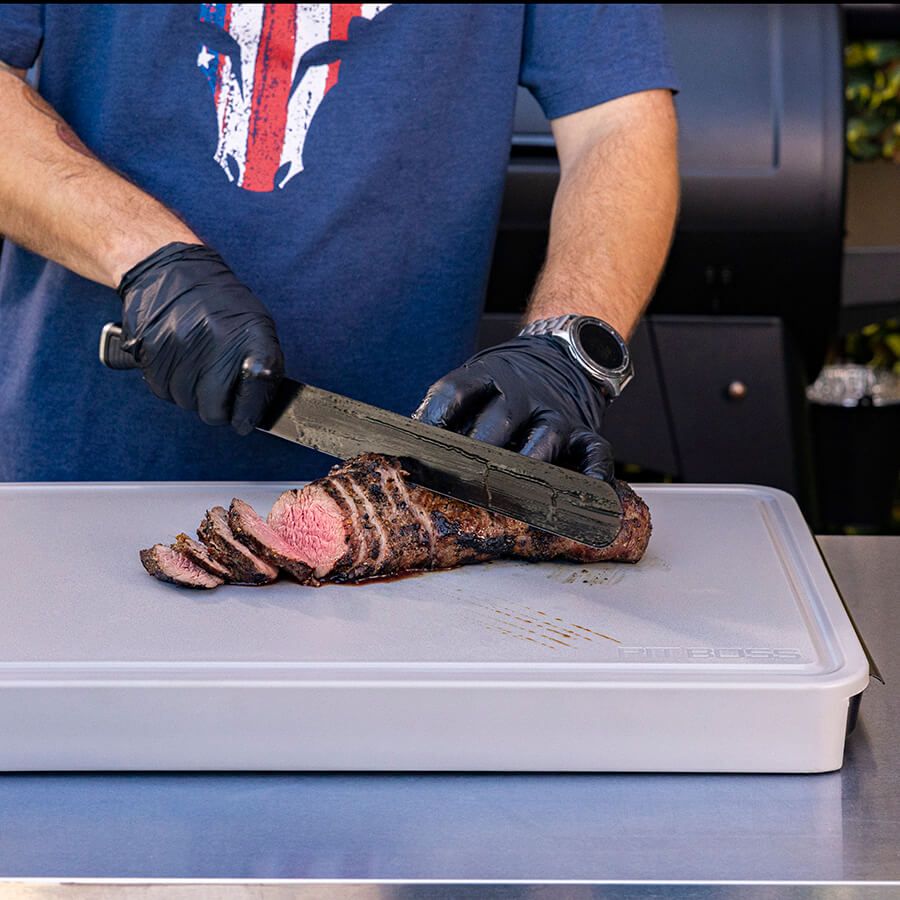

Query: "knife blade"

xmin=100 ymin=323 xmax=623 ymax=548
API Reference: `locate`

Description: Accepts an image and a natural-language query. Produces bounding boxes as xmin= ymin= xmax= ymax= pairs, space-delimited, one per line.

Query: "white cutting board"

xmin=0 ymin=482 xmax=870 ymax=772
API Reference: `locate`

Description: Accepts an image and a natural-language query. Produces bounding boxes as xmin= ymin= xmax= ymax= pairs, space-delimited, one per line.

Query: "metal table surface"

xmin=0 ymin=535 xmax=898 ymax=896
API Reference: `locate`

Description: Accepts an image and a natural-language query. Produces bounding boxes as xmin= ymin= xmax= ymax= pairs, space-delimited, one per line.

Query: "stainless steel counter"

xmin=0 ymin=535 xmax=897 ymax=892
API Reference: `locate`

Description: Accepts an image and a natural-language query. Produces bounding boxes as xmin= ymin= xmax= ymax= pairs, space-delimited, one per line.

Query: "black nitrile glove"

xmin=117 ymin=242 xmax=284 ymax=436
xmin=413 ymin=335 xmax=614 ymax=481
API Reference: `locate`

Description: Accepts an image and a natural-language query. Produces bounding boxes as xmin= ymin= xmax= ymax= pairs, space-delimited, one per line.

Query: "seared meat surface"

xmin=140 ymin=453 xmax=651 ymax=589
xmin=197 ymin=506 xmax=279 ymax=584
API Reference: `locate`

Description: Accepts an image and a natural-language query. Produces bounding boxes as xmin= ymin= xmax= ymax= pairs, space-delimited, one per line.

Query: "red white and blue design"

xmin=197 ymin=3 xmax=391 ymax=192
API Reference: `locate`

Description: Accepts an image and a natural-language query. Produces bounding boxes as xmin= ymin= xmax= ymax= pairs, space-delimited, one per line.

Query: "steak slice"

xmin=173 ymin=532 xmax=232 ymax=580
xmin=140 ymin=544 xmax=224 ymax=589
xmin=228 ymin=498 xmax=315 ymax=583
xmin=197 ymin=506 xmax=279 ymax=585
xmin=265 ymin=454 xmax=651 ymax=584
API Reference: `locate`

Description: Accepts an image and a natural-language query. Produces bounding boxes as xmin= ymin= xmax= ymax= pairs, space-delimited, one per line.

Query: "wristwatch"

xmin=519 ymin=314 xmax=633 ymax=399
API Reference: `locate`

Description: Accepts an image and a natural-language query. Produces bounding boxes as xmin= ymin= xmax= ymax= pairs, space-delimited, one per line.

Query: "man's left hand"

xmin=413 ymin=335 xmax=613 ymax=481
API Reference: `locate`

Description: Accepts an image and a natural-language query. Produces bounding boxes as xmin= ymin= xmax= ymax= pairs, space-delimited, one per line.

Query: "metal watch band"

xmin=518 ymin=314 xmax=633 ymax=399
xmin=519 ymin=314 xmax=581 ymax=339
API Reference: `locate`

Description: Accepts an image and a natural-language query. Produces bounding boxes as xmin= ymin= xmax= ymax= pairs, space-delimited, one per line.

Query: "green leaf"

xmin=845 ymin=43 xmax=867 ymax=67
xmin=866 ymin=41 xmax=900 ymax=65
xmin=851 ymin=140 xmax=882 ymax=160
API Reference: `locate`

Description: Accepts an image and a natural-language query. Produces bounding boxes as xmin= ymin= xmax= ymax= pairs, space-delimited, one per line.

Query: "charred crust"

xmin=197 ymin=507 xmax=277 ymax=585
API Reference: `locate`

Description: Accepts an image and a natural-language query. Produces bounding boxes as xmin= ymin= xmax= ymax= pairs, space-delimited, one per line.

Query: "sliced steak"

xmin=228 ymin=498 xmax=314 ymax=583
xmin=266 ymin=454 xmax=651 ymax=584
xmin=139 ymin=454 xmax=651 ymax=589
xmin=173 ymin=532 xmax=232 ymax=580
xmin=197 ymin=506 xmax=279 ymax=585
xmin=140 ymin=544 xmax=224 ymax=589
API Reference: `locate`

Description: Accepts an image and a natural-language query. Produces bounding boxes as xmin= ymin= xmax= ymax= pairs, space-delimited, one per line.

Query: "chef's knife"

xmin=99 ymin=322 xmax=623 ymax=548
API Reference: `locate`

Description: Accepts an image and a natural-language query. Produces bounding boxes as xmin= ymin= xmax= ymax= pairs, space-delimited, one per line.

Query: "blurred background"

xmin=480 ymin=2 xmax=900 ymax=535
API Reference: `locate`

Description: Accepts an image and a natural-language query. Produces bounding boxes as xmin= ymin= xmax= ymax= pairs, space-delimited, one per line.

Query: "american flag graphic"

xmin=198 ymin=3 xmax=391 ymax=192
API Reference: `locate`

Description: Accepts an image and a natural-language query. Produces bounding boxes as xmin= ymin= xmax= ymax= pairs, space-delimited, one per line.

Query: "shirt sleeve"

xmin=0 ymin=4 xmax=43 ymax=70
xmin=520 ymin=4 xmax=678 ymax=120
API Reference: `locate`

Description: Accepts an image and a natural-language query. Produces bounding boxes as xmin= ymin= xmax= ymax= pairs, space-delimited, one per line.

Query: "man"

xmin=0 ymin=4 xmax=678 ymax=482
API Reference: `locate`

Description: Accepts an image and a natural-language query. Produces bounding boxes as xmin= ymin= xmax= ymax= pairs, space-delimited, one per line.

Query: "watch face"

xmin=576 ymin=321 xmax=626 ymax=370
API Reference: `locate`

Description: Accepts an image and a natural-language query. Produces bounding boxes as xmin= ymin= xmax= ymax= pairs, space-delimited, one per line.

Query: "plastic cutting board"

xmin=0 ymin=482 xmax=870 ymax=772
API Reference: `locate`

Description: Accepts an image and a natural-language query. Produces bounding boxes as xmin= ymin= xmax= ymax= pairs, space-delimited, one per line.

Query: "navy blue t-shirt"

xmin=0 ymin=4 xmax=676 ymax=481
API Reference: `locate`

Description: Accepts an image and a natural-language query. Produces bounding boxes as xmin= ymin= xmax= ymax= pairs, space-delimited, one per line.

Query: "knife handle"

xmin=99 ymin=322 xmax=140 ymax=370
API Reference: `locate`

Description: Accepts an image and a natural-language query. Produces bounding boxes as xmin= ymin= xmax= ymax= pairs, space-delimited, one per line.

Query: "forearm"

xmin=526 ymin=90 xmax=679 ymax=339
xmin=0 ymin=62 xmax=199 ymax=288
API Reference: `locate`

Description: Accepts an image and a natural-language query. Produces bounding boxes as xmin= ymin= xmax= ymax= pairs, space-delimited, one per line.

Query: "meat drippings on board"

xmin=139 ymin=453 xmax=651 ymax=590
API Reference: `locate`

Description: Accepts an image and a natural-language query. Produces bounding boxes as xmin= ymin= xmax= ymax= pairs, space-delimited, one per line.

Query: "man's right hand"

xmin=118 ymin=242 xmax=284 ymax=436
xmin=0 ymin=66 xmax=282 ymax=436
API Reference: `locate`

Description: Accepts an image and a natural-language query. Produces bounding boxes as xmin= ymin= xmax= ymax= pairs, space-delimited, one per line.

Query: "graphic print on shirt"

xmin=197 ymin=3 xmax=391 ymax=192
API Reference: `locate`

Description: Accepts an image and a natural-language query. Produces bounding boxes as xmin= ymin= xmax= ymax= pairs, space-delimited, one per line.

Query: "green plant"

xmin=845 ymin=41 xmax=900 ymax=161
xmin=839 ymin=41 xmax=900 ymax=375
xmin=826 ymin=318 xmax=900 ymax=374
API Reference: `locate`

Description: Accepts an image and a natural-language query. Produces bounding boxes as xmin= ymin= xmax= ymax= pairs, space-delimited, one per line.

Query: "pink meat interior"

xmin=158 ymin=546 xmax=220 ymax=587
xmin=267 ymin=486 xmax=347 ymax=576
xmin=233 ymin=499 xmax=308 ymax=561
